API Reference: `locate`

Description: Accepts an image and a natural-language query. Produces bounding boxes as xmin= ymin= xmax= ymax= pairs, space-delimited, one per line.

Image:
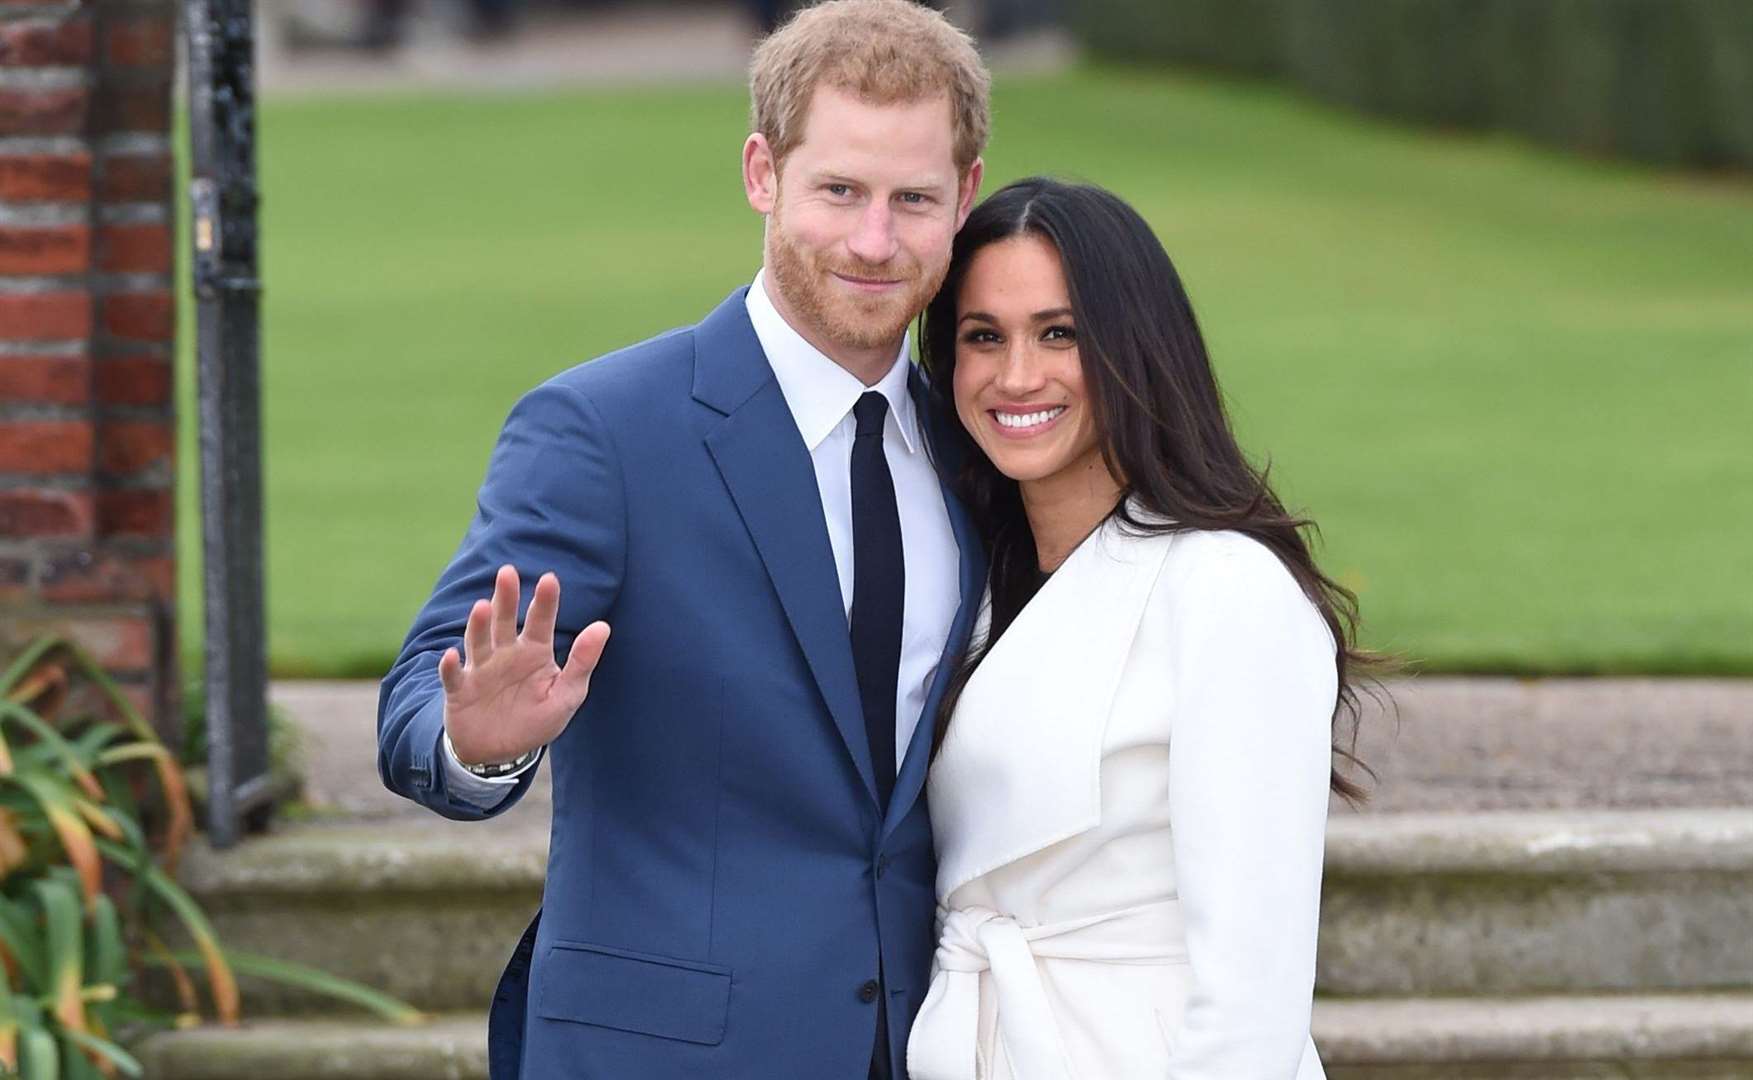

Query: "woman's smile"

xmin=988 ymin=404 xmax=1069 ymax=437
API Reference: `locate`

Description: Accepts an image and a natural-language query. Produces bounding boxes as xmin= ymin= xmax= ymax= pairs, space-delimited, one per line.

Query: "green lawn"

xmin=175 ymin=66 xmax=1753 ymax=677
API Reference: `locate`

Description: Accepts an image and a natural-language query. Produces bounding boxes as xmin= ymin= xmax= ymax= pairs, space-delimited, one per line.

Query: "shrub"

xmin=0 ymin=637 xmax=416 ymax=1078
xmin=1072 ymin=0 xmax=1753 ymax=169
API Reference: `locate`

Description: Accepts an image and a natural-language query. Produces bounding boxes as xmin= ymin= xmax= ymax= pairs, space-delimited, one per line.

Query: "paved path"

xmin=274 ymin=675 xmax=1753 ymax=832
xmin=255 ymin=0 xmax=1076 ymax=98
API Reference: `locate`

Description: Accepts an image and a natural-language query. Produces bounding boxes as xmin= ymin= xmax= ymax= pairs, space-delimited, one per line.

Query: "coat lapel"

xmin=695 ymin=290 xmax=878 ymax=808
xmin=885 ymin=474 xmax=984 ymax=841
xmin=927 ymin=520 xmax=1176 ymax=902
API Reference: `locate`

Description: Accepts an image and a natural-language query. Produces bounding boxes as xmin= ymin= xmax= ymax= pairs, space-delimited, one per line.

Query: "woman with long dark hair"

xmin=905 ymin=178 xmax=1372 ymax=1079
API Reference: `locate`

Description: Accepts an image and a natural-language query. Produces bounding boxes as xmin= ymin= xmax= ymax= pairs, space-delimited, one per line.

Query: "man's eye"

xmin=898 ymin=192 xmax=928 ymax=205
xmin=826 ymin=184 xmax=852 ymax=197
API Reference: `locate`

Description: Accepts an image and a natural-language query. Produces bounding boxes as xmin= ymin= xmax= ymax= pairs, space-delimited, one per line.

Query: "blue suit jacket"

xmin=378 ymin=288 xmax=985 ymax=1079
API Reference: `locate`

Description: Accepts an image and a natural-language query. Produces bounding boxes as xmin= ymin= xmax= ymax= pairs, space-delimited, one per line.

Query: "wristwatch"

xmin=444 ymin=731 xmax=540 ymax=778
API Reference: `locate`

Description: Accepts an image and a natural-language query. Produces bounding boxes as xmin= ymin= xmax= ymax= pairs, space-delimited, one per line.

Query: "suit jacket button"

xmin=875 ymin=855 xmax=889 ymax=878
xmin=859 ymin=980 xmax=880 ymax=1003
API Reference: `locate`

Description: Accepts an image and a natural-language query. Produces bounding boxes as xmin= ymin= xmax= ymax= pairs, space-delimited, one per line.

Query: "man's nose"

xmin=846 ymin=202 xmax=899 ymax=266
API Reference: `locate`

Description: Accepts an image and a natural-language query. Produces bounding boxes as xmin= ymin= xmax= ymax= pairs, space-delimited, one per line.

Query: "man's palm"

xmin=440 ymin=565 xmax=610 ymax=766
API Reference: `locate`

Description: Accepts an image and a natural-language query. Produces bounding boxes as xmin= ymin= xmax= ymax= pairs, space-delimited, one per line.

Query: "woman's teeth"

xmin=994 ymin=407 xmax=1066 ymax=429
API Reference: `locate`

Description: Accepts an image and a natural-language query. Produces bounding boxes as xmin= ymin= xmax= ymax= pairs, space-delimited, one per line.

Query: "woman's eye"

xmin=1043 ymin=325 xmax=1077 ymax=342
xmin=961 ymin=329 xmax=1000 ymax=345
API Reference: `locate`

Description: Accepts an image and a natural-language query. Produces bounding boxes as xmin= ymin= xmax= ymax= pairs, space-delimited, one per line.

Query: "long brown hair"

xmin=921 ymin=178 xmax=1381 ymax=802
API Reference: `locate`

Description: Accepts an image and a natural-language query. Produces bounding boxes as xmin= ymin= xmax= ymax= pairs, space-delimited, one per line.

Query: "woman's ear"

xmin=744 ymin=134 xmax=779 ymax=215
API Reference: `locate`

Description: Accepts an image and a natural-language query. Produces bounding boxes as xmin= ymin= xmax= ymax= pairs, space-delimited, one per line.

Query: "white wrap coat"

xmin=908 ymin=519 xmax=1336 ymax=1080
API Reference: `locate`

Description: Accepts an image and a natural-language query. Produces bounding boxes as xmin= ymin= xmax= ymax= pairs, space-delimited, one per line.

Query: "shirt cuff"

xmin=440 ymin=731 xmax=543 ymax=809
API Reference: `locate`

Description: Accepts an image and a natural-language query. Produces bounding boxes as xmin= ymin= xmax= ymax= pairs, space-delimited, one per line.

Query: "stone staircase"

xmin=135 ymin=678 xmax=1753 ymax=1078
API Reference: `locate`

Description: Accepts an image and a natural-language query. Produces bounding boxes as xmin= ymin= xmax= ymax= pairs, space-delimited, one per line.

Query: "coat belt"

xmin=907 ymin=898 xmax=1188 ymax=1080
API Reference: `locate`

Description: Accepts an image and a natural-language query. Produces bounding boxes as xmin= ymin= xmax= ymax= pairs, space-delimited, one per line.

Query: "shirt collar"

xmin=745 ymin=269 xmax=922 ymax=454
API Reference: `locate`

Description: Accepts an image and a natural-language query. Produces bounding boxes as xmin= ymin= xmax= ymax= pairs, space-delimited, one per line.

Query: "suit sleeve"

xmin=376 ymin=380 xmax=627 ymax=821
xmin=1162 ymin=539 xmax=1337 ymax=1078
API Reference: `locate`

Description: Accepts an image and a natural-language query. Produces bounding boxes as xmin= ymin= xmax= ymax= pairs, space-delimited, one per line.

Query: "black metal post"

xmin=186 ymin=0 xmax=269 ymax=848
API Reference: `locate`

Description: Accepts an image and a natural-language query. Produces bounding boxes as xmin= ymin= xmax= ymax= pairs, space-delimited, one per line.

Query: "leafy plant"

xmin=0 ymin=636 xmax=420 ymax=1078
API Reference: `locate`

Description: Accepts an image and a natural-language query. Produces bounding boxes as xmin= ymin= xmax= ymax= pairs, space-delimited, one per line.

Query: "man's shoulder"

xmin=541 ymin=323 xmax=698 ymax=406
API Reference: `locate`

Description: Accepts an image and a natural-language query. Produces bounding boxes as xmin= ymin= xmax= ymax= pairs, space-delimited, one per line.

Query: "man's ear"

xmin=954 ymin=157 xmax=985 ymax=230
xmin=744 ymin=134 xmax=779 ymax=215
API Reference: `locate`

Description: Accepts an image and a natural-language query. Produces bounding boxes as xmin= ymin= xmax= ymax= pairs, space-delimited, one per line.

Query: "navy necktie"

xmin=850 ymin=391 xmax=902 ymax=813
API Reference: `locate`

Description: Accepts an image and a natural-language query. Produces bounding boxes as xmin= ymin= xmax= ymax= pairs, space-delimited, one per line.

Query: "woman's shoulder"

xmin=1151 ymin=529 xmax=1333 ymax=646
xmin=1160 ymin=527 xmax=1291 ymax=582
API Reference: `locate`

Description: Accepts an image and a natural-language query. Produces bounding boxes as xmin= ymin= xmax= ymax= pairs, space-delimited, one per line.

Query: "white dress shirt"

xmin=444 ymin=270 xmax=961 ymax=807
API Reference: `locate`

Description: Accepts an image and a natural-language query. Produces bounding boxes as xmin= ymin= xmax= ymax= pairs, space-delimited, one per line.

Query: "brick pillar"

xmin=0 ymin=0 xmax=177 ymax=733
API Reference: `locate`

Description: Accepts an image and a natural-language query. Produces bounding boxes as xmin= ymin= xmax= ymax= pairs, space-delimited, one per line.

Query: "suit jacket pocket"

xmin=536 ymin=940 xmax=732 ymax=1046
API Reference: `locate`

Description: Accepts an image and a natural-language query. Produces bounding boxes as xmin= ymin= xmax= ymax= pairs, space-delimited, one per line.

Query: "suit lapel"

xmin=884 ymin=370 xmax=987 ymax=840
xmin=696 ymin=291 xmax=879 ymax=808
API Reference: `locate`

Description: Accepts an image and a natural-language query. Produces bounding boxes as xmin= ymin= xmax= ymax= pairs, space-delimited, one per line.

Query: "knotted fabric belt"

xmin=907 ymin=898 xmax=1187 ymax=1080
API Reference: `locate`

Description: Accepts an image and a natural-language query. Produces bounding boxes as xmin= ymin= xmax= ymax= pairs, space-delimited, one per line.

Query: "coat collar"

xmin=927 ymin=514 xmax=1176 ymax=902
xmin=745 ymin=271 xmax=922 ymax=454
xmin=691 ymin=287 xmax=769 ymax=416
xmin=696 ymin=288 xmax=880 ymax=804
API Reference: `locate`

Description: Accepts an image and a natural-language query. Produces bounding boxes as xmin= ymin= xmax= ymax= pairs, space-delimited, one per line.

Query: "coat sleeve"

xmin=375 ymin=379 xmax=627 ymax=821
xmin=1161 ymin=536 xmax=1337 ymax=1078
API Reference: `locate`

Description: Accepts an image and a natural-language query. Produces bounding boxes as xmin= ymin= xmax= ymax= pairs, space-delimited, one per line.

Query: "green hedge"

xmin=1070 ymin=0 xmax=1753 ymax=169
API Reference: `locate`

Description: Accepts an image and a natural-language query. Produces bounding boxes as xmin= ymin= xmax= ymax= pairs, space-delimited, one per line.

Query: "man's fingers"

xmin=438 ymin=647 xmax=464 ymax=696
xmin=463 ymin=598 xmax=492 ymax=667
xmin=557 ymin=621 xmax=611 ymax=704
xmin=490 ymin=564 xmax=520 ymax=649
xmin=523 ymin=572 xmax=560 ymax=647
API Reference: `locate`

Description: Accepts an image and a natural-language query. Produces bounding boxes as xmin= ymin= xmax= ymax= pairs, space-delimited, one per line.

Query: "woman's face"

xmin=952 ymin=234 xmax=1105 ymax=487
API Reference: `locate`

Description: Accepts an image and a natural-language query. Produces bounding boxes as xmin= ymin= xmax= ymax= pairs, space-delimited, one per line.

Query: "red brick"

xmin=96 ymin=222 xmax=168 ymax=274
xmin=0 ymin=553 xmax=30 ymax=601
xmin=0 ymin=608 xmax=153 ymax=670
xmin=38 ymin=548 xmax=174 ymax=601
xmin=97 ymin=153 xmax=167 ymax=202
xmin=37 ymin=678 xmax=160 ymax=731
xmin=116 ymin=682 xmax=154 ymax=721
xmin=100 ymin=290 xmax=171 ymax=342
xmin=93 ymin=355 xmax=169 ymax=406
xmin=90 ymin=79 xmax=167 ymax=134
xmin=96 ymin=418 xmax=170 ymax=474
xmin=0 ymin=223 xmax=90 ymax=275
xmin=0 ymin=151 xmax=92 ymax=202
xmin=0 ymin=489 xmax=94 ymax=538
xmin=96 ymin=488 xmax=170 ymax=536
xmin=101 ymin=14 xmax=170 ymax=68
xmin=0 ymin=355 xmax=89 ymax=404
xmin=0 ymin=86 xmax=87 ymax=137
xmin=0 ymin=419 xmax=93 ymax=472
xmin=0 ymin=19 xmax=93 ymax=66
xmin=0 ymin=292 xmax=92 ymax=341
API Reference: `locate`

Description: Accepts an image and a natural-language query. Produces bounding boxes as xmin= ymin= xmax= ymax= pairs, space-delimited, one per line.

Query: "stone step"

xmin=174 ymin=820 xmax=546 ymax=1016
xmin=1315 ymin=992 xmax=1753 ymax=1079
xmin=135 ymin=993 xmax=1753 ymax=1080
xmin=138 ymin=1013 xmax=487 ymax=1080
xmin=1318 ymin=808 xmax=1753 ymax=996
xmin=172 ymin=808 xmax=1753 ymax=1014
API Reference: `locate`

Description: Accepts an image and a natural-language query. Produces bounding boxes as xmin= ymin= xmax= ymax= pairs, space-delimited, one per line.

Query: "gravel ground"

xmin=273 ymin=675 xmax=1753 ymax=831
